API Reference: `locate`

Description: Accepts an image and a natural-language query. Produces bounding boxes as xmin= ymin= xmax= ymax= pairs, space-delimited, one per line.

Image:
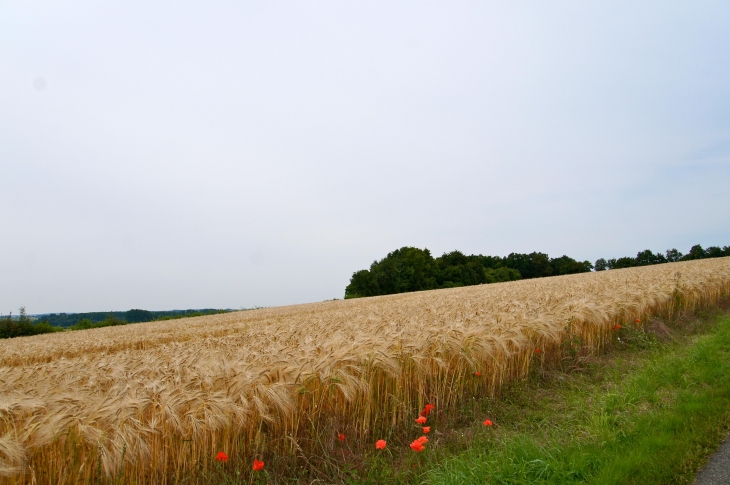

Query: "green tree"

xmin=682 ymin=244 xmax=707 ymax=260
xmin=635 ymin=249 xmax=667 ymax=266
xmin=125 ymin=309 xmax=153 ymax=323
xmin=345 ymin=247 xmax=438 ymax=298
xmin=503 ymin=252 xmax=553 ymax=279
xmin=484 ymin=267 xmax=522 ymax=283
xmin=550 ymin=255 xmax=593 ymax=275
xmin=665 ymin=248 xmax=683 ymax=262
xmin=607 ymin=257 xmax=636 ymax=269
xmin=0 ymin=307 xmax=62 ymax=339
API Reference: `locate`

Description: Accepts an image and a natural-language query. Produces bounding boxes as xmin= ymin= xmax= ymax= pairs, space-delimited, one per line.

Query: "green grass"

xmin=417 ymin=310 xmax=730 ymax=484
xmin=198 ymin=306 xmax=730 ymax=484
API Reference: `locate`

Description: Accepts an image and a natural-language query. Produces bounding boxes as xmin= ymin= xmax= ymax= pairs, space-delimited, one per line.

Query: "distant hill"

xmin=31 ymin=309 xmax=232 ymax=327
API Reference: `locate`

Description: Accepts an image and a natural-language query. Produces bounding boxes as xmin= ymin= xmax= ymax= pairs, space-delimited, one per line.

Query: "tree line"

xmin=0 ymin=308 xmax=231 ymax=340
xmin=39 ymin=308 xmax=230 ymax=328
xmin=344 ymin=243 xmax=730 ymax=299
xmin=594 ymin=244 xmax=730 ymax=270
xmin=344 ymin=247 xmax=590 ymax=298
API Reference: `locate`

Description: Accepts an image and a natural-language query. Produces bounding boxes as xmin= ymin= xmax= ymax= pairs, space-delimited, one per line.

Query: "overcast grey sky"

xmin=2 ymin=1 xmax=729 ymax=314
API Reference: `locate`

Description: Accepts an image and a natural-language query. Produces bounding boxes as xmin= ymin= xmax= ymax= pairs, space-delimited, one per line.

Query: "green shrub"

xmin=0 ymin=307 xmax=63 ymax=339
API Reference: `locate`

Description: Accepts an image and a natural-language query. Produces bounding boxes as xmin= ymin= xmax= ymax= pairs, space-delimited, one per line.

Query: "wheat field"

xmin=1 ymin=258 xmax=729 ymax=483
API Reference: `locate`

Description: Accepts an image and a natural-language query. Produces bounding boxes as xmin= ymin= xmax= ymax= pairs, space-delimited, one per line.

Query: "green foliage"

xmin=153 ymin=309 xmax=230 ymax=321
xmin=680 ymin=244 xmax=730 ymax=261
xmin=345 ymin=248 xmax=589 ymax=298
xmin=70 ymin=314 xmax=127 ymax=331
xmin=125 ymin=309 xmax=154 ymax=323
xmin=39 ymin=308 xmax=231 ymax=327
xmin=550 ymin=255 xmax=594 ymax=275
xmin=0 ymin=307 xmax=63 ymax=339
xmin=683 ymin=244 xmax=708 ymax=260
xmin=345 ymin=247 xmax=439 ymax=298
xmin=665 ymin=248 xmax=683 ymax=262
xmin=503 ymin=251 xmax=553 ymax=278
xmin=600 ymin=244 xmax=729 ymax=271
xmin=607 ymin=256 xmax=636 ymax=269
xmin=1 ymin=308 xmax=232 ymax=339
xmin=635 ymin=249 xmax=667 ymax=266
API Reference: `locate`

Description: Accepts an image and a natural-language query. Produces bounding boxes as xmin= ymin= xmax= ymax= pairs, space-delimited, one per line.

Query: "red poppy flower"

xmin=474 ymin=371 xmax=482 ymax=377
xmin=636 ymin=319 xmax=641 ymax=323
xmin=338 ymin=433 xmax=345 ymax=441
xmin=215 ymin=451 xmax=228 ymax=462
xmin=375 ymin=439 xmax=387 ymax=450
xmin=613 ymin=324 xmax=622 ymax=330
xmin=422 ymin=426 xmax=431 ymax=434
xmin=252 ymin=459 xmax=264 ymax=471
xmin=483 ymin=419 xmax=493 ymax=426
xmin=415 ymin=416 xmax=427 ymax=424
xmin=535 ymin=348 xmax=541 ymax=353
xmin=409 ymin=440 xmax=425 ymax=452
xmin=417 ymin=436 xmax=429 ymax=444
xmin=420 ymin=403 xmax=435 ymax=417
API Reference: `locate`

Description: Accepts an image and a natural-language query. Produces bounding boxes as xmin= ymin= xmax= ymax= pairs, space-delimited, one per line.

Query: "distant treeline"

xmin=594 ymin=244 xmax=730 ymax=270
xmin=39 ymin=308 xmax=231 ymax=328
xmin=0 ymin=308 xmax=232 ymax=340
xmin=345 ymin=243 xmax=730 ymax=299
xmin=0 ymin=307 xmax=63 ymax=339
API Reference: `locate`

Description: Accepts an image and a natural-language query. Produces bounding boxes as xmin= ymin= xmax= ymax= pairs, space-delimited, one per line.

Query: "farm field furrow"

xmin=1 ymin=258 xmax=729 ymax=483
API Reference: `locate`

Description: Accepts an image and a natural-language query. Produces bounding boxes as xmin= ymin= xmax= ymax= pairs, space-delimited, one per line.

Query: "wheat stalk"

xmin=1 ymin=258 xmax=729 ymax=483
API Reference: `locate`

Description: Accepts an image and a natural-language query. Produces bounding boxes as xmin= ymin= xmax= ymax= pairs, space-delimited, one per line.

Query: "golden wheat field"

xmin=1 ymin=258 xmax=730 ymax=483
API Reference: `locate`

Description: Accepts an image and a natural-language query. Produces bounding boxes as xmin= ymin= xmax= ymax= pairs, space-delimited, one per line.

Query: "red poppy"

xmin=410 ymin=440 xmax=425 ymax=452
xmin=535 ymin=348 xmax=541 ymax=353
xmin=474 ymin=371 xmax=482 ymax=377
xmin=422 ymin=426 xmax=431 ymax=434
xmin=338 ymin=433 xmax=345 ymax=441
xmin=417 ymin=436 xmax=429 ymax=444
xmin=252 ymin=459 xmax=264 ymax=471
xmin=483 ymin=419 xmax=493 ymax=426
xmin=420 ymin=403 xmax=435 ymax=417
xmin=215 ymin=451 xmax=228 ymax=462
xmin=636 ymin=319 xmax=641 ymax=323
xmin=375 ymin=439 xmax=387 ymax=450
xmin=613 ymin=324 xmax=622 ymax=330
xmin=415 ymin=416 xmax=427 ymax=424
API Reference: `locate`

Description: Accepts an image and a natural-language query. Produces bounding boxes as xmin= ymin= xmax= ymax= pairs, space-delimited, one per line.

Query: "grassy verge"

xmin=415 ymin=307 xmax=730 ymax=485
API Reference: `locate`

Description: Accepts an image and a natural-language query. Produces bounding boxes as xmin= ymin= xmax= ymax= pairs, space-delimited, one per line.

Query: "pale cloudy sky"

xmin=2 ymin=1 xmax=729 ymax=314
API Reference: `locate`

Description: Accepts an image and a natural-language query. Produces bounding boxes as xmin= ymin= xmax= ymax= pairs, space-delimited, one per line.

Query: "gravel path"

xmin=695 ymin=434 xmax=730 ymax=484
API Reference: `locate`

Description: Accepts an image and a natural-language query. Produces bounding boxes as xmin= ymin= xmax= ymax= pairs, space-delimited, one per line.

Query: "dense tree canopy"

xmin=344 ymin=247 xmax=589 ymax=298
xmin=346 ymin=243 xmax=730 ymax=299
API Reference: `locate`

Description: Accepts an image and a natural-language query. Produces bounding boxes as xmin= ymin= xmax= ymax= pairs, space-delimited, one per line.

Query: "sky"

xmin=2 ymin=1 xmax=729 ymax=314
